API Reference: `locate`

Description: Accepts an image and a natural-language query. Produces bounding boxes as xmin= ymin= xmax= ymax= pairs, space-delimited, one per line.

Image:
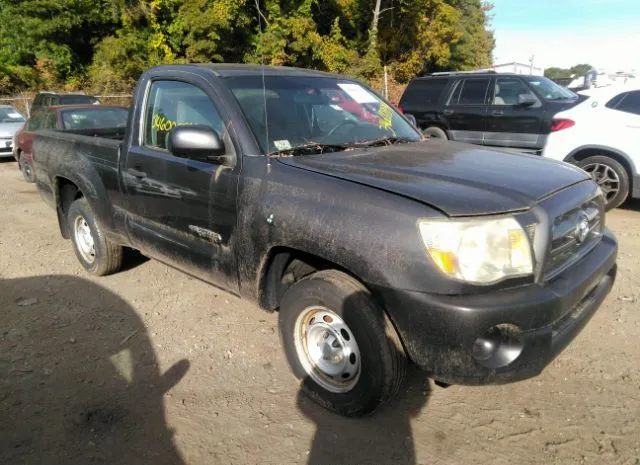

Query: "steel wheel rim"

xmin=582 ymin=162 xmax=620 ymax=202
xmin=293 ymin=306 xmax=361 ymax=393
xmin=73 ymin=215 xmax=95 ymax=264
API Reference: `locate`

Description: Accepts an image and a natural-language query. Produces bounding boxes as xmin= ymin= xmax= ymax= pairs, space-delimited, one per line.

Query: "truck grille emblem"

xmin=574 ymin=213 xmax=590 ymax=244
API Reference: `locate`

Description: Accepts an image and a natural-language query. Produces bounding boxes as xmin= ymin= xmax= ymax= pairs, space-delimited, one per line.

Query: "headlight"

xmin=418 ymin=217 xmax=533 ymax=285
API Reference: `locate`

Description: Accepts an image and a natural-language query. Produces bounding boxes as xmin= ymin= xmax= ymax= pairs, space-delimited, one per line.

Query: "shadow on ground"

xmin=298 ymin=367 xmax=431 ymax=465
xmin=0 ymin=275 xmax=189 ymax=465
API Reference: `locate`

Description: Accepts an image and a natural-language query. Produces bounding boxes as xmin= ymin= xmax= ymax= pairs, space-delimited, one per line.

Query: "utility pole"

xmin=529 ymin=55 xmax=535 ymax=75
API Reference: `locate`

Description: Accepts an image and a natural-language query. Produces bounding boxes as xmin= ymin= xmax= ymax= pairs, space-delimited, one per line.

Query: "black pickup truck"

xmin=32 ymin=64 xmax=617 ymax=417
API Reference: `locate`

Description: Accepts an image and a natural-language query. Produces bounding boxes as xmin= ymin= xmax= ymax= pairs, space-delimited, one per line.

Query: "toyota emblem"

xmin=575 ymin=214 xmax=590 ymax=244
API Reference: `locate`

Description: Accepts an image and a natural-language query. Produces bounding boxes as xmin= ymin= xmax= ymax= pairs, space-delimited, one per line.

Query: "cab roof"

xmin=148 ymin=63 xmax=345 ymax=79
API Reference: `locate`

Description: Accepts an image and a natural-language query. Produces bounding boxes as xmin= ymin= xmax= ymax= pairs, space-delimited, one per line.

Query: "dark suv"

xmin=399 ymin=71 xmax=583 ymax=151
xmin=30 ymin=92 xmax=100 ymax=114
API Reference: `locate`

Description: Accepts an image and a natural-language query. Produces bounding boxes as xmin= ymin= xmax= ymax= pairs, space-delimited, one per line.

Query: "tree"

xmin=446 ymin=0 xmax=495 ymax=71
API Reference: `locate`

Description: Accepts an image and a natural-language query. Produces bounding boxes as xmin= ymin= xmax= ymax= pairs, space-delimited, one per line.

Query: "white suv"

xmin=543 ymin=84 xmax=640 ymax=210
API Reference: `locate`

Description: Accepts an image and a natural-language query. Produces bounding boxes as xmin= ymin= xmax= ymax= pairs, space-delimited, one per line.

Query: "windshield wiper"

xmin=352 ymin=136 xmax=415 ymax=148
xmin=268 ymin=142 xmax=353 ymax=157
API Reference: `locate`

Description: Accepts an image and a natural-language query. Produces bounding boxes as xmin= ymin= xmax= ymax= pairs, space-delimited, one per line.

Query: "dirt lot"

xmin=1 ymin=159 xmax=639 ymax=465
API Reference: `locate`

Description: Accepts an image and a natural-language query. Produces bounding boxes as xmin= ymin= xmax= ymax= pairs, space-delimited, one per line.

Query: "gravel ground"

xmin=1 ymin=159 xmax=639 ymax=465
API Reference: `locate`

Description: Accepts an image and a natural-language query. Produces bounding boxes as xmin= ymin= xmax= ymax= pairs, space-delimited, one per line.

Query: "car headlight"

xmin=418 ymin=217 xmax=533 ymax=285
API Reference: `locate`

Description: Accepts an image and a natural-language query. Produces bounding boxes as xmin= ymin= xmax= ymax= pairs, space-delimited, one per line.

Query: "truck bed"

xmin=32 ymin=129 xmax=123 ymax=216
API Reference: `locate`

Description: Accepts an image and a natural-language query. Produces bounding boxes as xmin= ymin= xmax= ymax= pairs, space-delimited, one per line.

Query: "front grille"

xmin=544 ymin=198 xmax=603 ymax=280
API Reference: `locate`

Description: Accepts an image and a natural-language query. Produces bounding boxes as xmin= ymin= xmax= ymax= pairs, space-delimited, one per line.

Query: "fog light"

xmin=472 ymin=324 xmax=524 ymax=369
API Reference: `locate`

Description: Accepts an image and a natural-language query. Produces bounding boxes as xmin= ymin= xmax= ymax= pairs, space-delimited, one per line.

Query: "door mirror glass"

xmin=518 ymin=94 xmax=537 ymax=106
xmin=167 ymin=125 xmax=226 ymax=162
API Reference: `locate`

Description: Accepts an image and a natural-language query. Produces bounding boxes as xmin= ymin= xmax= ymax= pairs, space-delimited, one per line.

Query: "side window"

xmin=493 ymin=77 xmax=537 ymax=105
xmin=611 ymin=91 xmax=640 ymax=116
xmin=44 ymin=111 xmax=57 ymax=129
xmin=451 ymin=78 xmax=490 ymax=105
xmin=143 ymin=80 xmax=224 ymax=150
xmin=27 ymin=111 xmax=44 ymax=131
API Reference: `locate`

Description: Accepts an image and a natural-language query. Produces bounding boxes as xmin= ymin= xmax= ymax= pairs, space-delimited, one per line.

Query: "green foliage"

xmin=545 ymin=64 xmax=594 ymax=80
xmin=0 ymin=0 xmax=495 ymax=93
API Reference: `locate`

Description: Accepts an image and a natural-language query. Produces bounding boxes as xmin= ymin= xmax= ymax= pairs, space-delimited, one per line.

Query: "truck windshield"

xmin=227 ymin=76 xmax=421 ymax=154
xmin=523 ymin=76 xmax=577 ymax=101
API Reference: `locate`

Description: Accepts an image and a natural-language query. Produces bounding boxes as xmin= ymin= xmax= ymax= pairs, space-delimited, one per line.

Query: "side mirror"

xmin=167 ymin=125 xmax=227 ymax=163
xmin=517 ymin=94 xmax=537 ymax=107
xmin=404 ymin=113 xmax=418 ymax=127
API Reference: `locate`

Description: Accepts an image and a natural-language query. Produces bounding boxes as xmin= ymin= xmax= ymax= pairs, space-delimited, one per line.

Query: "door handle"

xmin=491 ymin=110 xmax=504 ymax=116
xmin=443 ymin=109 xmax=454 ymax=115
xmin=127 ymin=168 xmax=147 ymax=179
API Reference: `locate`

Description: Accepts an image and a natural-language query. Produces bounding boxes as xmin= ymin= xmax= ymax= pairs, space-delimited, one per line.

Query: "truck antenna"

xmin=255 ymin=0 xmax=270 ymax=162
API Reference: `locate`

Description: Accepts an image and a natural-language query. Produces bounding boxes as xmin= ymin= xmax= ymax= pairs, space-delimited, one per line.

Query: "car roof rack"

xmin=426 ymin=70 xmax=497 ymax=76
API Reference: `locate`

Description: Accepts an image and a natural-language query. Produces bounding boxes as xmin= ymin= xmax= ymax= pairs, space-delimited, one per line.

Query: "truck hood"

xmin=276 ymin=141 xmax=589 ymax=217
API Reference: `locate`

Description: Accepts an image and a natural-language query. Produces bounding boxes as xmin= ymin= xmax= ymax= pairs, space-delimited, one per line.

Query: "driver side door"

xmin=123 ymin=78 xmax=240 ymax=292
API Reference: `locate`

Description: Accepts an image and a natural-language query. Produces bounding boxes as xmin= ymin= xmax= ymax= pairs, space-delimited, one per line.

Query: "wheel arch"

xmin=566 ymin=146 xmax=635 ymax=198
xmin=258 ymin=246 xmax=362 ymax=312
xmin=54 ymin=176 xmax=85 ymax=239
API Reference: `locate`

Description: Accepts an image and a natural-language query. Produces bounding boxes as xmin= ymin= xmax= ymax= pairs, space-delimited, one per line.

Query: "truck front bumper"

xmin=375 ymin=229 xmax=617 ymax=385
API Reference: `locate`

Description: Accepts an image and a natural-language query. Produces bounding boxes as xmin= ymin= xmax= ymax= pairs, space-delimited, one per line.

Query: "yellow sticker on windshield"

xmin=378 ymin=103 xmax=393 ymax=130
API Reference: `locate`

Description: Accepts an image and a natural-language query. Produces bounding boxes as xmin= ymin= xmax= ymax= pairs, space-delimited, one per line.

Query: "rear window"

xmin=401 ymin=79 xmax=449 ymax=106
xmin=0 ymin=107 xmax=25 ymax=123
xmin=61 ymin=108 xmax=128 ymax=130
xmin=57 ymin=95 xmax=100 ymax=105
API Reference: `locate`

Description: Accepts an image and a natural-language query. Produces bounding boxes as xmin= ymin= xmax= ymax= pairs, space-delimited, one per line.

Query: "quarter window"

xmin=607 ymin=91 xmax=640 ymax=116
xmin=143 ymin=80 xmax=224 ymax=150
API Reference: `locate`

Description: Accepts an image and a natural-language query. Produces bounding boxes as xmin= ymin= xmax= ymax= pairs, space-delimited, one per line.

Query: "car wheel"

xmin=279 ymin=269 xmax=408 ymax=417
xmin=68 ymin=198 xmax=123 ymax=276
xmin=423 ymin=126 xmax=448 ymax=140
xmin=19 ymin=156 xmax=35 ymax=183
xmin=577 ymin=156 xmax=629 ymax=210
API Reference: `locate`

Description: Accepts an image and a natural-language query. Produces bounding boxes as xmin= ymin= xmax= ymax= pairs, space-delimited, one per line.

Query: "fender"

xmin=34 ymin=131 xmax=117 ymax=239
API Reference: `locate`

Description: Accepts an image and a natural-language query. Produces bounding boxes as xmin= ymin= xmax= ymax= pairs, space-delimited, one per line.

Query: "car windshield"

xmin=523 ymin=76 xmax=577 ymax=100
xmin=61 ymin=108 xmax=128 ymax=130
xmin=227 ymin=76 xmax=421 ymax=154
xmin=0 ymin=107 xmax=26 ymax=123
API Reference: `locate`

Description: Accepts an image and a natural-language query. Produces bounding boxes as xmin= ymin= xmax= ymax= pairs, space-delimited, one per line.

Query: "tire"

xmin=576 ymin=155 xmax=629 ymax=211
xmin=67 ymin=198 xmax=123 ymax=276
xmin=279 ymin=270 xmax=408 ymax=417
xmin=423 ymin=126 xmax=448 ymax=140
xmin=19 ymin=155 xmax=35 ymax=183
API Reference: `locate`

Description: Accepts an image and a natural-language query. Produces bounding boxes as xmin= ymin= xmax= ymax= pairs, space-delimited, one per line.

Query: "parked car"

xmin=0 ymin=105 xmax=26 ymax=159
xmin=14 ymin=105 xmax=128 ymax=182
xmin=32 ymin=64 xmax=617 ymax=417
xmin=30 ymin=91 xmax=100 ymax=114
xmin=543 ymin=85 xmax=640 ymax=210
xmin=399 ymin=71 xmax=583 ymax=151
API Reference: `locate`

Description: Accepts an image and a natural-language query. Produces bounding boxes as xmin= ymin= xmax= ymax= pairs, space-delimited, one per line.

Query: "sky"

xmin=491 ymin=0 xmax=640 ymax=72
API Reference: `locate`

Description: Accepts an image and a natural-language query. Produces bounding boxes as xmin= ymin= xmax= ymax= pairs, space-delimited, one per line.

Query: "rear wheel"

xmin=68 ymin=198 xmax=123 ymax=276
xmin=577 ymin=155 xmax=629 ymax=210
xmin=279 ymin=270 xmax=408 ymax=417
xmin=423 ymin=126 xmax=448 ymax=140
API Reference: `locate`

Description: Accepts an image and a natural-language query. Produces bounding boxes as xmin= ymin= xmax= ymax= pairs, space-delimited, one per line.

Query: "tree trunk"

xmin=368 ymin=0 xmax=383 ymax=55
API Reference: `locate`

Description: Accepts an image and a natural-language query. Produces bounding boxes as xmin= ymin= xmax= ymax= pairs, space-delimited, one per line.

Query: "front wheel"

xmin=279 ymin=270 xmax=408 ymax=417
xmin=577 ymin=155 xmax=629 ymax=210
xmin=68 ymin=198 xmax=123 ymax=276
xmin=422 ymin=126 xmax=448 ymax=140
